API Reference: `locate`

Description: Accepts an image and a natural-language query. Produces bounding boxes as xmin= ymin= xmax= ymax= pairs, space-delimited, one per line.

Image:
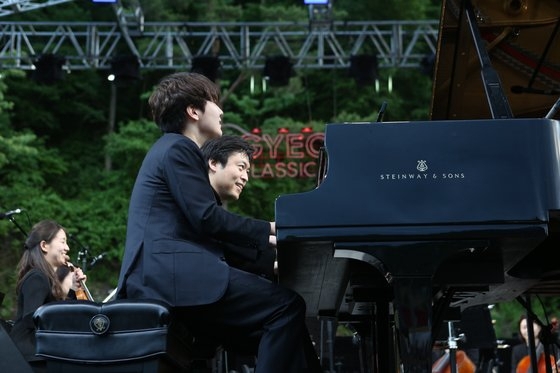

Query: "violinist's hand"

xmin=72 ymin=267 xmax=87 ymax=289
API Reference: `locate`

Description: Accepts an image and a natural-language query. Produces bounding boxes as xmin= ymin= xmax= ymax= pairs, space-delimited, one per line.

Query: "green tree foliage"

xmin=491 ymin=296 xmax=560 ymax=340
xmin=1 ymin=71 xmax=73 ymax=317
xmin=0 ymin=0 xmax=442 ymax=321
xmin=141 ymin=0 xmax=307 ymax=22
xmin=335 ymin=0 xmax=442 ymax=21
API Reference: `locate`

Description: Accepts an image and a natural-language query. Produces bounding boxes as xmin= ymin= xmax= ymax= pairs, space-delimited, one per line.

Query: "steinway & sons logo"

xmin=379 ymin=160 xmax=465 ymax=181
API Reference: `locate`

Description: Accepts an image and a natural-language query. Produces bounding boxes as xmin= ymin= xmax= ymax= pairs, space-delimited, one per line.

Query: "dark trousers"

xmin=173 ymin=267 xmax=320 ymax=373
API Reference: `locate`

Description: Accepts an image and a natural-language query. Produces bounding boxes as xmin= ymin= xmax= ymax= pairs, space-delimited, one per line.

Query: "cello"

xmin=432 ymin=350 xmax=476 ymax=373
xmin=516 ymin=351 xmax=558 ymax=373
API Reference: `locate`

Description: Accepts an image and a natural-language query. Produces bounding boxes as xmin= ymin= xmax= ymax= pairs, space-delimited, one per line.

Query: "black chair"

xmin=33 ymin=299 xmax=191 ymax=373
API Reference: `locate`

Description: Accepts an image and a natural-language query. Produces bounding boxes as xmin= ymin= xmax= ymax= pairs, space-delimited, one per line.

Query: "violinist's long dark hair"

xmin=15 ymin=220 xmax=67 ymax=300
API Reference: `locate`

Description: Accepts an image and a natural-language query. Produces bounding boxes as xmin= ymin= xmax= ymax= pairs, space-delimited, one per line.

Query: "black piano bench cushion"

xmin=33 ymin=299 xmax=173 ymax=364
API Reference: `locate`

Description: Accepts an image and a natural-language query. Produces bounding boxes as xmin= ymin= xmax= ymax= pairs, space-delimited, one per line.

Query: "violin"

xmin=516 ymin=353 xmax=558 ymax=373
xmin=432 ymin=350 xmax=476 ymax=373
xmin=66 ymin=262 xmax=94 ymax=301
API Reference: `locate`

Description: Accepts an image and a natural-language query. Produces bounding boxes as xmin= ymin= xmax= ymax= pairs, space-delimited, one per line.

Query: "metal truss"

xmin=0 ymin=19 xmax=439 ymax=72
xmin=0 ymin=0 xmax=74 ymax=17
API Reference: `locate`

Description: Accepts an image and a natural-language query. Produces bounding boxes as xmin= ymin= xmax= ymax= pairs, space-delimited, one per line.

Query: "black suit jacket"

xmin=117 ymin=133 xmax=270 ymax=307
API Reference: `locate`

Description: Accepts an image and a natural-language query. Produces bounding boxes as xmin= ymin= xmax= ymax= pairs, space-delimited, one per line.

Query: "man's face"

xmin=209 ymin=151 xmax=250 ymax=201
xmin=198 ymin=100 xmax=223 ymax=140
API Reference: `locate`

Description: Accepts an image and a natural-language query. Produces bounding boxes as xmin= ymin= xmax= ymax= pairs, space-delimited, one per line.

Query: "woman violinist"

xmin=9 ymin=220 xmax=87 ymax=373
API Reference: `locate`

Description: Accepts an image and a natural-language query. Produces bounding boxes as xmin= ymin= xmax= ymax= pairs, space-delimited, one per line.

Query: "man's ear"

xmin=208 ymin=158 xmax=219 ymax=173
xmin=186 ymin=105 xmax=199 ymax=121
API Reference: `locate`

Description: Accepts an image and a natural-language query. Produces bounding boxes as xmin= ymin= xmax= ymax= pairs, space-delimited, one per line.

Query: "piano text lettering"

xmin=379 ymin=172 xmax=466 ymax=181
xmin=441 ymin=173 xmax=465 ymax=179
xmin=242 ymin=132 xmax=325 ymax=179
xmin=251 ymin=161 xmax=317 ymax=178
xmin=380 ymin=173 xmax=432 ymax=180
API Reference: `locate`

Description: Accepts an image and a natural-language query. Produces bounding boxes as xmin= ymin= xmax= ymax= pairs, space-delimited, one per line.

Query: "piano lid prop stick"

xmin=376 ymin=101 xmax=387 ymax=122
xmin=545 ymin=97 xmax=560 ymax=119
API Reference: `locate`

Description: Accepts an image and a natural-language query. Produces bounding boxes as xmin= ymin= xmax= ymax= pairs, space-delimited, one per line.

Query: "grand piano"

xmin=275 ymin=1 xmax=560 ymax=372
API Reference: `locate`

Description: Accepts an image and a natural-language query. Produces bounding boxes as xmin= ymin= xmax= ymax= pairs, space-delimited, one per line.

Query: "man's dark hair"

xmin=148 ymin=72 xmax=220 ymax=134
xmin=201 ymin=135 xmax=255 ymax=167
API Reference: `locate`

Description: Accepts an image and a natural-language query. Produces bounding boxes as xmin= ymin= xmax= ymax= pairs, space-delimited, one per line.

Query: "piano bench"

xmin=33 ymin=299 xmax=192 ymax=373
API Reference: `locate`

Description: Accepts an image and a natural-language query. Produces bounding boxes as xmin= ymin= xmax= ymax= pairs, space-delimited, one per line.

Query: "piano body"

xmin=275 ymin=1 xmax=560 ymax=372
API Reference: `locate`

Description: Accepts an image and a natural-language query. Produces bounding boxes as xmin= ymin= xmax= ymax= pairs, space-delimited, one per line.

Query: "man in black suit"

xmin=116 ymin=73 xmax=316 ymax=372
xmin=201 ymin=135 xmax=276 ymax=280
xmin=201 ymin=135 xmax=280 ymax=370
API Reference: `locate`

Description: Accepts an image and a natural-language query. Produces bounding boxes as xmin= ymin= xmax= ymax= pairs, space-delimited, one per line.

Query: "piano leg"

xmin=317 ymin=317 xmax=337 ymax=371
xmin=373 ymin=298 xmax=398 ymax=373
xmin=392 ymin=276 xmax=433 ymax=373
xmin=352 ymin=320 xmax=376 ymax=373
xmin=335 ymin=240 xmax=496 ymax=372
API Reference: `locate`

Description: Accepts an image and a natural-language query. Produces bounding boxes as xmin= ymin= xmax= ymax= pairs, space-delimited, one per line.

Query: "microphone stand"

xmin=447 ymin=321 xmax=459 ymax=373
xmin=5 ymin=215 xmax=29 ymax=244
xmin=69 ymin=234 xmax=91 ymax=273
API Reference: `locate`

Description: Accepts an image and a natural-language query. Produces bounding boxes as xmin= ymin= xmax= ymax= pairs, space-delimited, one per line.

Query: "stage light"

xmin=251 ymin=128 xmax=262 ymax=135
xmin=32 ymin=54 xmax=66 ymax=85
xmin=278 ymin=127 xmax=290 ymax=134
xmin=305 ymin=0 xmax=333 ymax=30
xmin=263 ymin=56 xmax=294 ymax=86
xmin=301 ymin=126 xmax=314 ymax=133
xmin=110 ymin=55 xmax=141 ymax=82
xmin=191 ymin=55 xmax=221 ymax=82
xmin=349 ymin=54 xmax=378 ymax=87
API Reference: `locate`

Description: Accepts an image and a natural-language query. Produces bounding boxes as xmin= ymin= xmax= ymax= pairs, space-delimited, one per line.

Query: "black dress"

xmin=9 ymin=269 xmax=55 ymax=362
xmin=511 ymin=343 xmax=529 ymax=373
xmin=10 ymin=269 xmax=77 ymax=373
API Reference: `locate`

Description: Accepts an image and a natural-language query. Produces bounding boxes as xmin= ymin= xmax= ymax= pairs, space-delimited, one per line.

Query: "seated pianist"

xmin=116 ymin=72 xmax=321 ymax=373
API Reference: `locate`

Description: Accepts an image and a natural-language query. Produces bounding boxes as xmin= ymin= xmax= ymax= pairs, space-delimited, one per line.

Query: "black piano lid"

xmin=276 ymin=0 xmax=560 ymax=235
xmin=275 ymin=118 xmax=560 ymax=239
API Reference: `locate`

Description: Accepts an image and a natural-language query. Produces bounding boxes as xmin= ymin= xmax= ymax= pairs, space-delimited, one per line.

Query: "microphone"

xmin=0 ymin=208 xmax=23 ymax=220
xmin=89 ymin=253 xmax=107 ymax=268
